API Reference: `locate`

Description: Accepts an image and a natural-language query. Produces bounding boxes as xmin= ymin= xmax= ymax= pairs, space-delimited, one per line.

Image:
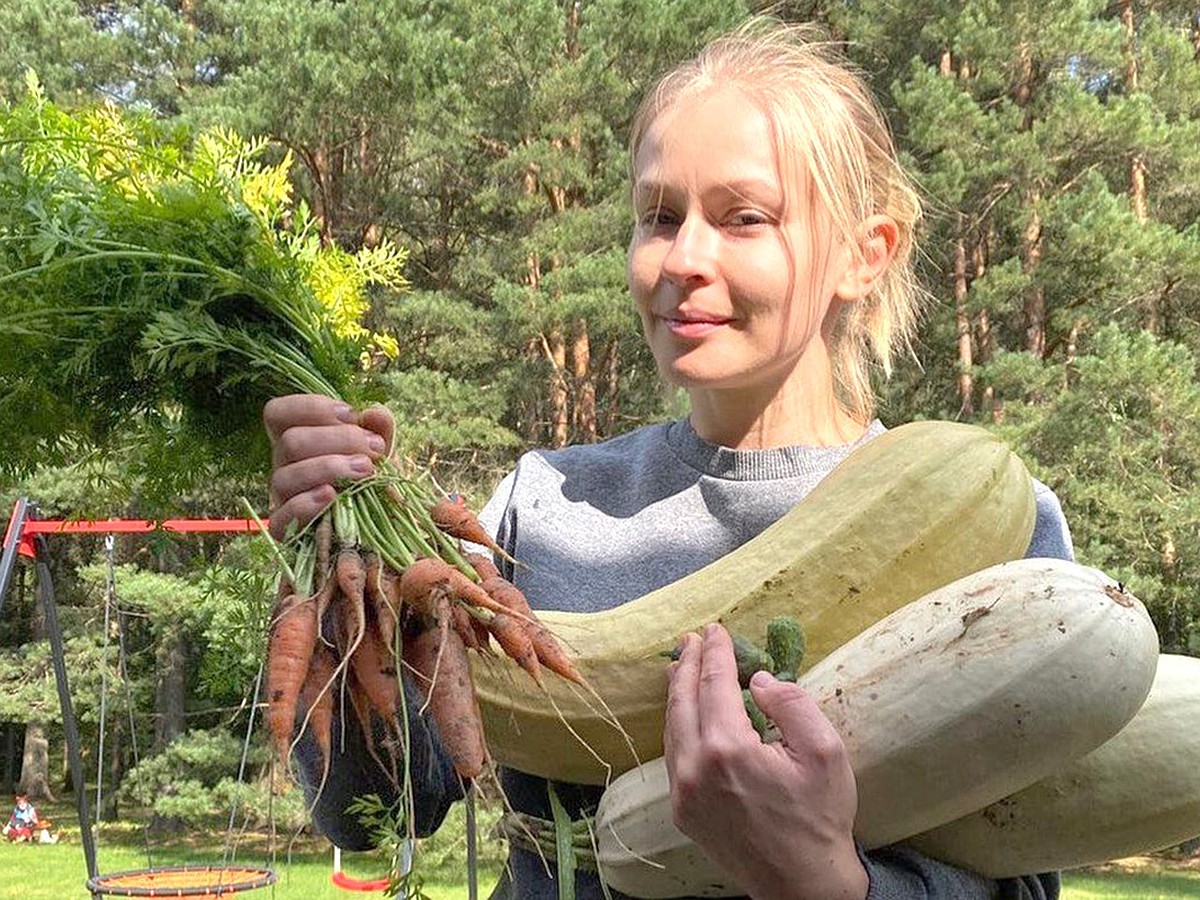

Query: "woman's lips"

xmin=662 ymin=315 xmax=733 ymax=339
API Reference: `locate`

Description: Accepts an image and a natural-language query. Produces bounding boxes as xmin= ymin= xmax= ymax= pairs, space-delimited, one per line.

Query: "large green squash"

xmin=470 ymin=421 xmax=1037 ymax=784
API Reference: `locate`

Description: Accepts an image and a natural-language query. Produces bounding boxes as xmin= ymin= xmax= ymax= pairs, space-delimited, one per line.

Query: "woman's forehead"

xmin=633 ymin=86 xmax=815 ymax=202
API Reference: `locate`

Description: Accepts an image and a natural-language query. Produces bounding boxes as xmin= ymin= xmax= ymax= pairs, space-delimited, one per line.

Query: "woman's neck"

xmin=686 ymin=367 xmax=866 ymax=450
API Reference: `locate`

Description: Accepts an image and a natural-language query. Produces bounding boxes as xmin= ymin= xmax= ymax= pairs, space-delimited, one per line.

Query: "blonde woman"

xmin=265 ymin=18 xmax=1071 ymax=900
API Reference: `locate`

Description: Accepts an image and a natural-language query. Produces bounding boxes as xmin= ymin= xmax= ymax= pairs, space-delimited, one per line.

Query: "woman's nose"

xmin=661 ymin=215 xmax=718 ymax=286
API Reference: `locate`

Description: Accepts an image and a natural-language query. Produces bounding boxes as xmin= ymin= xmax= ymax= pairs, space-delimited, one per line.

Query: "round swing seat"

xmin=86 ymin=865 xmax=277 ymax=897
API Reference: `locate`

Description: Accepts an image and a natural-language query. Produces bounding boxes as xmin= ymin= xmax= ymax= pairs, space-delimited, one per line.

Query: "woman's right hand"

xmin=263 ymin=394 xmax=395 ymax=540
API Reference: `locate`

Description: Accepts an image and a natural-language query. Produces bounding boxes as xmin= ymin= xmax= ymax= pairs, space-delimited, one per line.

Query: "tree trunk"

xmin=154 ymin=625 xmax=187 ymax=752
xmin=572 ymin=319 xmax=597 ymax=443
xmin=953 ymin=227 xmax=974 ymax=417
xmin=1014 ymin=41 xmax=1046 ymax=359
xmin=974 ymin=231 xmax=999 ymax=417
xmin=548 ymin=327 xmax=569 ymax=448
xmin=604 ymin=337 xmax=621 ymax=434
xmin=19 ymin=578 xmax=54 ymax=802
xmin=19 ymin=724 xmax=54 ymax=802
xmin=1064 ymin=317 xmax=1082 ymax=388
xmin=1121 ymin=0 xmax=1156 ymax=331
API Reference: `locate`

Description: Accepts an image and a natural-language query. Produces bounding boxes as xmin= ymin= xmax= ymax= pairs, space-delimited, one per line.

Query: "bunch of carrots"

xmin=0 ymin=89 xmax=588 ymax=797
xmin=266 ymin=482 xmax=586 ymax=788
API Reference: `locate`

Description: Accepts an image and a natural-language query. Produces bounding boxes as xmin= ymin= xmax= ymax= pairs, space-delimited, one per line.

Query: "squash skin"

xmin=906 ymin=653 xmax=1200 ymax=877
xmin=593 ymin=558 xmax=1161 ymax=898
xmin=471 ymin=421 xmax=1038 ymax=784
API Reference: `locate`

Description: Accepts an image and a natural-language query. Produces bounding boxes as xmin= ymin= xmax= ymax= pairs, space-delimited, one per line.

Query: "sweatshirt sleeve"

xmin=862 ymin=845 xmax=1059 ymax=899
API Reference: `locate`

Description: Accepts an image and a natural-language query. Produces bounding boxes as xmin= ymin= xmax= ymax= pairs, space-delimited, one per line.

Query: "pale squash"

xmin=906 ymin=653 xmax=1200 ymax=877
xmin=471 ymin=421 xmax=1038 ymax=784
xmin=593 ymin=559 xmax=1160 ymax=898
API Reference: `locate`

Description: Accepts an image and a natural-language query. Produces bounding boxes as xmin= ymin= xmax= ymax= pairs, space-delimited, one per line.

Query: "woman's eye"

xmin=728 ymin=210 xmax=770 ymax=228
xmin=638 ymin=208 xmax=679 ymax=228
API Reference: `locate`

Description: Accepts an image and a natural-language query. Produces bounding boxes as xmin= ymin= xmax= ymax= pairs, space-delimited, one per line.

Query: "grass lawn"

xmin=1061 ymin=857 xmax=1200 ymax=899
xmin=0 ymin=800 xmax=503 ymax=900
xmin=1 ymin=801 xmax=1195 ymax=899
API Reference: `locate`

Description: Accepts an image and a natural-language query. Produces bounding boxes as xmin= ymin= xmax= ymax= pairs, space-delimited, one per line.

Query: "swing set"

xmin=0 ymin=497 xmax=406 ymax=897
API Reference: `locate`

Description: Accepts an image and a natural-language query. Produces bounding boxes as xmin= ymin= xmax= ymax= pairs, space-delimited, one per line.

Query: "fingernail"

xmin=367 ymin=434 xmax=387 ymax=455
xmin=350 ymin=455 xmax=374 ymax=475
xmin=704 ymin=623 xmax=721 ymax=638
xmin=750 ymin=671 xmax=774 ymax=688
xmin=333 ymin=402 xmax=356 ymax=423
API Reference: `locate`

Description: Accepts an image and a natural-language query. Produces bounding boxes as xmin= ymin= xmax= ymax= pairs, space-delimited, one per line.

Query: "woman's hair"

xmin=629 ymin=16 xmax=924 ymax=424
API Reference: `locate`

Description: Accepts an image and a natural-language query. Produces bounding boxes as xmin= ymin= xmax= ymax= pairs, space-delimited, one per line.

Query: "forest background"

xmin=0 ymin=0 xmax=1197 ymax=849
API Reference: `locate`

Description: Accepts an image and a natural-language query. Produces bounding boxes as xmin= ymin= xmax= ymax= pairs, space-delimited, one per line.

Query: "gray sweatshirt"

xmin=300 ymin=418 xmax=1072 ymax=900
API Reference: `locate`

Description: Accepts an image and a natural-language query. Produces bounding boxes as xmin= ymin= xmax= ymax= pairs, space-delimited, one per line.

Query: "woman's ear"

xmin=834 ymin=214 xmax=899 ymax=302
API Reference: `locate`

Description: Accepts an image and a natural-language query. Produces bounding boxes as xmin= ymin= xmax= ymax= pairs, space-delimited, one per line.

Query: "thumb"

xmin=359 ymin=404 xmax=397 ymax=458
xmin=748 ymin=671 xmax=830 ymax=744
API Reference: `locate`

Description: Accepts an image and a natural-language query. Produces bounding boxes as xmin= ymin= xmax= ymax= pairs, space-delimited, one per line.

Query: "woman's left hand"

xmin=663 ymin=624 xmax=869 ymax=900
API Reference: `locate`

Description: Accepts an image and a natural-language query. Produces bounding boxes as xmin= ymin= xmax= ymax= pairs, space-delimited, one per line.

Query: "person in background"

xmin=264 ymin=15 xmax=1073 ymax=900
xmin=4 ymin=791 xmax=56 ymax=843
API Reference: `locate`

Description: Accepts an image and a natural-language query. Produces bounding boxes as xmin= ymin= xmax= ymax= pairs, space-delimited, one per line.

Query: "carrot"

xmin=335 ymin=548 xmax=368 ymax=655
xmin=451 ymin=603 xmax=484 ymax=653
xmin=466 ymin=551 xmax=502 ymax=583
xmin=399 ymin=556 xmax=515 ymax=620
xmin=430 ymin=495 xmax=519 ymax=565
xmin=403 ymin=600 xmax=489 ymax=780
xmin=480 ymin=574 xmax=534 ymax=618
xmin=266 ymin=593 xmax=318 ymax=763
xmin=488 ymin=612 xmax=542 ymax=686
xmin=349 ymin=619 xmax=401 ymax=720
xmin=298 ymin=644 xmax=337 ymax=777
xmin=313 ymin=561 xmax=340 ymax=648
xmin=314 ymin=515 xmax=333 ymax=591
xmin=527 ymin=622 xmax=586 ymax=686
xmin=377 ymin=565 xmax=402 ymax=653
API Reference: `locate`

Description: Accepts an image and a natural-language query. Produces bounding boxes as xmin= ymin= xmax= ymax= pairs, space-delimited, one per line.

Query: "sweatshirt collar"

xmin=664 ymin=416 xmax=886 ymax=481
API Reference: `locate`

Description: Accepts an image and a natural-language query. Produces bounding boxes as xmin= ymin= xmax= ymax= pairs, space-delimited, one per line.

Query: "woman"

xmin=265 ymin=17 xmax=1072 ymax=899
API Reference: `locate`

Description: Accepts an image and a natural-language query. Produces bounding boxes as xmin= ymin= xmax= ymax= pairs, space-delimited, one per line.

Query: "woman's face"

xmin=628 ymin=87 xmax=852 ymax=399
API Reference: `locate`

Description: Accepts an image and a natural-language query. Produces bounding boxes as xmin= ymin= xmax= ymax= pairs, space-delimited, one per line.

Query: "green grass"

xmin=0 ymin=800 xmax=1195 ymax=899
xmin=0 ymin=800 xmax=503 ymax=900
xmin=0 ymin=841 xmax=499 ymax=899
xmin=1062 ymin=865 xmax=1200 ymax=899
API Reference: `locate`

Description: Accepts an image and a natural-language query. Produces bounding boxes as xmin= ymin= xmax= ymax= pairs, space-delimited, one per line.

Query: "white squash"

xmin=593 ymin=558 xmax=1160 ymax=898
xmin=905 ymin=653 xmax=1200 ymax=877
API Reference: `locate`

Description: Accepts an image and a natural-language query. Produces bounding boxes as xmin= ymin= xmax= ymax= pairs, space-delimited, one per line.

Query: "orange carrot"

xmin=430 ymin=496 xmax=517 ymax=564
xmin=314 ymin=515 xmax=333 ymax=590
xmin=349 ymin=619 xmax=400 ymax=720
xmin=488 ymin=612 xmax=542 ymax=686
xmin=466 ymin=552 xmax=502 ymax=583
xmin=451 ymin=603 xmax=484 ymax=653
xmin=374 ymin=565 xmax=401 ymax=654
xmin=399 ymin=556 xmax=514 ymax=620
xmin=267 ymin=593 xmax=318 ymax=763
xmin=480 ymin=574 xmax=534 ymax=618
xmin=299 ymin=644 xmax=337 ymax=775
xmin=474 ymin=561 xmax=582 ymax=683
xmin=403 ymin=602 xmax=488 ymax=780
xmin=527 ymin=623 xmax=586 ymax=685
xmin=335 ymin=548 xmax=368 ymax=654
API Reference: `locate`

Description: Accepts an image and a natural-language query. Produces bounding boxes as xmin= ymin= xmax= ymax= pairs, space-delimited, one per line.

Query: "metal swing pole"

xmin=0 ymin=497 xmax=30 ymax=618
xmin=34 ymin=528 xmax=101 ymax=897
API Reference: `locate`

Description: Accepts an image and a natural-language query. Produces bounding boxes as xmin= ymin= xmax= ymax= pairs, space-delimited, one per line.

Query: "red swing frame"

xmin=1 ymin=499 xmax=273 ymax=898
